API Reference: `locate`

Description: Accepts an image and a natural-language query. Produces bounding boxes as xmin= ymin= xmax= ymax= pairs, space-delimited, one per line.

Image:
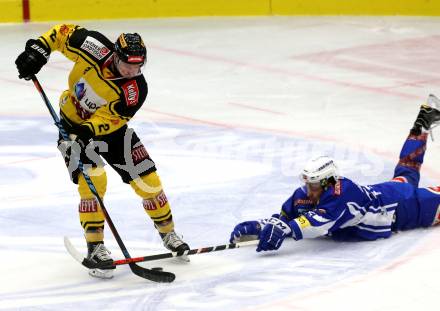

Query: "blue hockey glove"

xmin=257 ymin=217 xmax=292 ymax=252
xmin=230 ymin=220 xmax=263 ymax=243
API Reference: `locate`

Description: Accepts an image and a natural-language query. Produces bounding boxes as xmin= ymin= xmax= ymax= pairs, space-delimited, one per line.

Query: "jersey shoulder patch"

xmin=69 ymin=29 xmax=113 ymax=62
xmin=122 ymin=80 xmax=140 ymax=107
xmin=112 ymin=76 xmax=148 ymax=118
xmin=80 ymin=36 xmax=111 ymax=60
xmin=119 ymin=76 xmax=147 ymax=107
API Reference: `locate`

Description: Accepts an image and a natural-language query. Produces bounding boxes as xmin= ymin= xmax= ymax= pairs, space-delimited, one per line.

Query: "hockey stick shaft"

xmin=31 ymin=76 xmax=174 ymax=282
xmin=110 ymin=240 xmax=258 ymax=267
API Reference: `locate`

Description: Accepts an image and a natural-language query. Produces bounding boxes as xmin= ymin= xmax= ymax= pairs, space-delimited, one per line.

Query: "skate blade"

xmin=429 ymin=124 xmax=440 ymax=141
xmin=180 ymin=255 xmax=190 ymax=263
xmin=89 ymin=268 xmax=114 ymax=279
xmin=172 ymin=255 xmax=190 ymax=263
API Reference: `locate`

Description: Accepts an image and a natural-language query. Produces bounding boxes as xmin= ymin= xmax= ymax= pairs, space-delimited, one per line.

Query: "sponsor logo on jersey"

xmin=80 ymin=36 xmax=111 ymax=60
xmin=72 ymin=96 xmax=92 ymax=120
xmin=79 ymin=199 xmax=98 ymax=213
xmin=131 ymin=145 xmax=149 ymax=164
xmin=100 ymin=47 xmax=110 ymax=57
xmin=60 ymin=24 xmax=70 ymax=35
xmin=75 ymin=82 xmax=86 ymax=100
xmin=156 ymin=191 xmax=168 ymax=208
xmin=143 ymin=198 xmax=157 ymax=211
xmin=294 ymin=199 xmax=314 ymax=206
xmin=72 ymin=78 xmax=107 ymax=118
xmin=122 ymin=80 xmax=139 ymax=106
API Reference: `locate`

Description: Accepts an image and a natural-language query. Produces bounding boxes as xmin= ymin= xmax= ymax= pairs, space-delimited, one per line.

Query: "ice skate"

xmin=412 ymin=94 xmax=440 ymax=139
xmin=161 ymin=231 xmax=191 ymax=262
xmin=87 ymin=242 xmax=115 ymax=279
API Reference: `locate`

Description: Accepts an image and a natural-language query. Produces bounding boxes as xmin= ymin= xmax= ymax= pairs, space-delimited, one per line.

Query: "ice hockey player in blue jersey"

xmin=230 ymin=95 xmax=440 ymax=252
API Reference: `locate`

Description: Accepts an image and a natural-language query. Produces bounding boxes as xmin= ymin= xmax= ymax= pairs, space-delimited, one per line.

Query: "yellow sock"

xmin=77 ymin=167 xmax=107 ymax=242
xmin=130 ymin=171 xmax=175 ymax=233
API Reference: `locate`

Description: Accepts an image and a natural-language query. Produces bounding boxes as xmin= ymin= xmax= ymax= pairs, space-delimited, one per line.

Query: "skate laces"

xmin=90 ymin=243 xmax=112 ymax=261
xmin=163 ymin=231 xmax=185 ymax=248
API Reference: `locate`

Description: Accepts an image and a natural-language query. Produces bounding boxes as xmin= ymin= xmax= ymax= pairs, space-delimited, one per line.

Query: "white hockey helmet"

xmin=300 ymin=156 xmax=339 ymax=188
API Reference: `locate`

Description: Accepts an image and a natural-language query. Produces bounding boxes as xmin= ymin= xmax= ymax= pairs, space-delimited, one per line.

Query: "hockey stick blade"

xmin=129 ymin=263 xmax=175 ymax=283
xmin=64 ymin=237 xmax=175 ymax=283
xmin=63 ymin=236 xmax=97 ymax=268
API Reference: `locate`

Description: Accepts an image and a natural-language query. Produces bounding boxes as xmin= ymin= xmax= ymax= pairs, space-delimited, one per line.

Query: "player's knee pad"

xmin=79 ymin=198 xmax=105 ymax=242
xmin=78 ymin=167 xmax=107 ymax=199
xmin=130 ymin=172 xmax=174 ymax=233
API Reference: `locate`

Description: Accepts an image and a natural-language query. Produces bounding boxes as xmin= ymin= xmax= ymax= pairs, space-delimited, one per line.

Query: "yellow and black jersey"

xmin=37 ymin=24 xmax=148 ymax=138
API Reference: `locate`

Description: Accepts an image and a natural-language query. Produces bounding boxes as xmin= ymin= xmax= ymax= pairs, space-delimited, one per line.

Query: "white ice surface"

xmin=1 ymin=16 xmax=440 ymax=310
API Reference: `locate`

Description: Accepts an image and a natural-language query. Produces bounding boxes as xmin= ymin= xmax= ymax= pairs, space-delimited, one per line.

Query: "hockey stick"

xmin=64 ymin=236 xmax=258 ymax=269
xmin=31 ymin=76 xmax=175 ymax=283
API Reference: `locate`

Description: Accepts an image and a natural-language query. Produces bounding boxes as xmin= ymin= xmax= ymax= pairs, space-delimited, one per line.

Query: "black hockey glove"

xmin=15 ymin=39 xmax=50 ymax=80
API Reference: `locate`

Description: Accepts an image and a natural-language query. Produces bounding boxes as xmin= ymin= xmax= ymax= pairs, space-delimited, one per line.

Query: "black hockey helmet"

xmin=114 ymin=33 xmax=146 ymax=65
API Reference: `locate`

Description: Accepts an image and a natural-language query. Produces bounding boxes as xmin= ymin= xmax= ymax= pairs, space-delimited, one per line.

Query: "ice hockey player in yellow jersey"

xmin=15 ymin=24 xmax=190 ymax=279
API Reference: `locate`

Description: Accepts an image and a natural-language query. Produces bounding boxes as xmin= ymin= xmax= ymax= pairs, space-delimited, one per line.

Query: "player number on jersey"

xmin=98 ymin=124 xmax=110 ymax=133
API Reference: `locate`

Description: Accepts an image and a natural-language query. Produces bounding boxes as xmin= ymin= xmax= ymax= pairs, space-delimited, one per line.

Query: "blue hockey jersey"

xmin=281 ymin=177 xmax=430 ymax=241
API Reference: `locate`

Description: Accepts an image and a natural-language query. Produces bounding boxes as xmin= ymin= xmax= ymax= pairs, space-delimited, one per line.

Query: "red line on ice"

xmin=150 ymin=44 xmax=423 ymax=101
xmin=227 ymin=102 xmax=285 ymax=115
